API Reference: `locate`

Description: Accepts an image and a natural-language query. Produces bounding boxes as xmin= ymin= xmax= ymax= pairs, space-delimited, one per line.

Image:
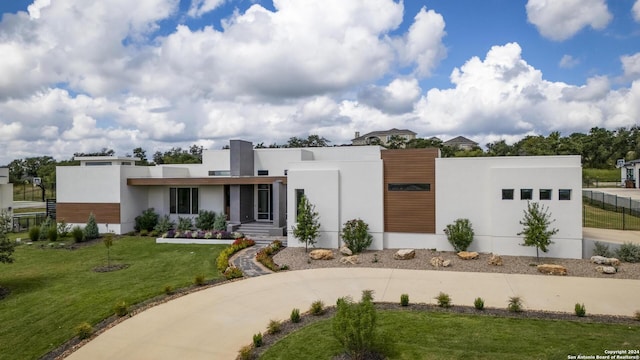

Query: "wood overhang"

xmin=127 ymin=176 xmax=287 ymax=186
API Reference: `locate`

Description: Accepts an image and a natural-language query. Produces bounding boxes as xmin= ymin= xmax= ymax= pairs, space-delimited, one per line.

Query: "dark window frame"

xmin=520 ymin=189 xmax=533 ymax=200
xmin=559 ymin=189 xmax=572 ymax=200
xmin=170 ymin=187 xmax=199 ymax=214
xmin=539 ymin=189 xmax=552 ymax=200
xmin=295 ymin=189 xmax=304 ymax=217
xmin=388 ymin=183 xmax=431 ymax=191
xmin=502 ymin=189 xmax=514 ymax=200
xmin=257 ymin=170 xmax=269 ymax=176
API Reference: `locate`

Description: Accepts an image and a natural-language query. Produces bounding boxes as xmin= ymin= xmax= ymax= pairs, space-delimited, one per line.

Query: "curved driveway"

xmin=66 ymin=268 xmax=640 ymax=360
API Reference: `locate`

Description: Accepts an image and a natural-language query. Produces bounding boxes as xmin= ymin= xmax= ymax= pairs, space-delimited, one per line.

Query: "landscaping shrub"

xmin=253 ymin=332 xmax=263 ymax=348
xmin=57 ymin=221 xmax=71 ymax=238
xmin=28 ymin=226 xmax=40 ymax=242
xmin=177 ymin=217 xmax=193 ymax=232
xmin=290 ymin=308 xmax=301 ymax=323
xmin=592 ymin=241 xmax=613 ymax=258
xmin=310 ymin=300 xmax=325 ymax=315
xmin=47 ymin=227 xmax=58 ymax=242
xmin=341 ymin=218 xmax=373 ymax=254
xmin=194 ymin=274 xmax=206 ymax=286
xmin=400 ymin=294 xmax=409 ymax=307
xmin=139 ymin=229 xmax=148 ymax=237
xmin=443 ymin=218 xmax=474 ymax=252
xmin=216 ymin=238 xmax=255 ymax=273
xmin=71 ymin=225 xmax=84 ymax=242
xmin=164 ymin=285 xmax=174 ymax=295
xmin=256 ymin=240 xmax=284 ymax=272
xmin=213 ymin=213 xmax=227 ymax=231
xmin=267 ymin=319 xmax=282 ymax=335
xmin=634 ymin=310 xmax=640 ymax=321
xmin=615 ymin=242 xmax=640 ymax=263
xmin=154 ymin=215 xmax=175 ymax=234
xmin=435 ymin=292 xmax=452 ymax=308
xmin=195 ymin=210 xmax=216 ymax=230
xmin=223 ymin=266 xmax=243 ymax=280
xmin=39 ymin=217 xmax=54 ymax=241
xmin=332 ymin=290 xmax=378 ymax=360
xmin=76 ymin=322 xmax=94 ymax=340
xmin=134 ymin=208 xmax=159 ymax=232
xmin=508 ymin=296 xmax=523 ymax=313
xmin=474 ymin=297 xmax=485 ymax=310
xmin=238 ymin=344 xmax=254 ymax=360
xmin=114 ymin=301 xmax=128 ymax=317
xmin=84 ymin=213 xmax=99 ymax=240
xmin=575 ymin=303 xmax=586 ymax=317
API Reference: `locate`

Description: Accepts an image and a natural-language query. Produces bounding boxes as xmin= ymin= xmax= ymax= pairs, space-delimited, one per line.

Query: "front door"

xmin=257 ymin=184 xmax=272 ymax=220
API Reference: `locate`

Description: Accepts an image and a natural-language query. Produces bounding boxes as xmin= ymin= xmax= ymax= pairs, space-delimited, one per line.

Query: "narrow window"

xmin=209 ymin=170 xmax=230 ymax=176
xmin=502 ymin=189 xmax=514 ymax=200
xmin=295 ymin=189 xmax=304 ymax=217
xmin=170 ymin=187 xmax=177 ymax=214
xmin=559 ymin=189 xmax=572 ymax=200
xmin=191 ymin=188 xmax=199 ymax=214
xmin=177 ymin=188 xmax=191 ymax=214
xmin=257 ymin=170 xmax=269 ymax=176
xmin=539 ymin=189 xmax=552 ymax=200
xmin=520 ymin=189 xmax=533 ymax=200
xmin=388 ymin=183 xmax=431 ymax=191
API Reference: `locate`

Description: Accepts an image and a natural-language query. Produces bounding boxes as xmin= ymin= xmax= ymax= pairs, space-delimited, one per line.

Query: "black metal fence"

xmin=583 ymin=190 xmax=640 ymax=230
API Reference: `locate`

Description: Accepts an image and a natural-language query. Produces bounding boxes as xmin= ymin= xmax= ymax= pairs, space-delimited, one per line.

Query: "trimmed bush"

xmin=76 ymin=322 xmax=94 ymax=340
xmin=194 ymin=274 xmax=206 ymax=286
xmin=71 ymin=226 xmax=84 ymax=242
xmin=154 ymin=215 xmax=175 ymax=234
xmin=135 ymin=208 xmax=159 ymax=232
xmin=290 ymin=308 xmax=301 ymax=323
xmin=575 ymin=303 xmax=586 ymax=317
xmin=508 ymin=296 xmax=523 ymax=313
xmin=195 ymin=210 xmax=216 ymax=230
xmin=84 ymin=213 xmax=99 ymax=240
xmin=28 ymin=227 xmax=40 ymax=242
xmin=309 ymin=300 xmax=325 ymax=316
xmin=47 ymin=227 xmax=58 ymax=242
xmin=474 ymin=297 xmax=485 ymax=310
xmin=267 ymin=319 xmax=282 ymax=335
xmin=400 ymin=294 xmax=409 ymax=307
xmin=114 ymin=301 xmax=128 ymax=317
xmin=213 ymin=213 xmax=227 ymax=231
xmin=253 ymin=332 xmax=263 ymax=348
xmin=435 ymin=292 xmax=452 ymax=308
xmin=341 ymin=219 xmax=373 ymax=254
xmin=177 ymin=217 xmax=193 ymax=232
xmin=616 ymin=242 xmax=640 ymax=263
xmin=444 ymin=218 xmax=474 ymax=252
xmin=592 ymin=241 xmax=613 ymax=258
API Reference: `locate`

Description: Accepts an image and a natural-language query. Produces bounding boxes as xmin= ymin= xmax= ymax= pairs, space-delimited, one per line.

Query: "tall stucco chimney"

xmin=355 ymin=131 xmax=360 ymax=138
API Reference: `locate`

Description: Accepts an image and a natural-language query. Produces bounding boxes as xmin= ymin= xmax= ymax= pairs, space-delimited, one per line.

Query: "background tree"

xmin=518 ymin=202 xmax=558 ymax=261
xmin=384 ymin=135 xmax=407 ymax=149
xmin=292 ymin=194 xmax=320 ymax=252
xmin=0 ymin=210 xmax=15 ymax=264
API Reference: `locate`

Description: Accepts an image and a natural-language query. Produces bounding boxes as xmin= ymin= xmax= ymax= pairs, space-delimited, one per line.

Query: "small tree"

xmin=292 ymin=195 xmax=320 ymax=252
xmin=0 ymin=210 xmax=16 ymax=264
xmin=341 ymin=219 xmax=373 ymax=254
xmin=518 ymin=202 xmax=558 ymax=261
xmin=84 ymin=213 xmax=99 ymax=240
xmin=103 ymin=232 xmax=114 ymax=268
xmin=444 ymin=218 xmax=474 ymax=252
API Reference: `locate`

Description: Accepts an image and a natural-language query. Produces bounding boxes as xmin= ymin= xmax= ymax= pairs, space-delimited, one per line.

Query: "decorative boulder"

xmin=595 ymin=265 xmax=617 ymax=274
xmin=309 ymin=249 xmax=334 ymax=260
xmin=457 ymin=251 xmax=479 ymax=260
xmin=488 ymin=254 xmax=503 ymax=266
xmin=394 ymin=249 xmax=416 ymax=260
xmin=590 ymin=256 xmax=620 ymax=266
xmin=536 ymin=264 xmax=567 ymax=276
xmin=442 ymin=259 xmax=451 ymax=268
xmin=339 ymin=246 xmax=353 ymax=256
xmin=339 ymin=255 xmax=359 ymax=265
xmin=430 ymin=256 xmax=450 ymax=267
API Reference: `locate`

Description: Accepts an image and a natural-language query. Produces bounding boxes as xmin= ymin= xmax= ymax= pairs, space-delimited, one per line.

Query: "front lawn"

xmin=0 ymin=236 xmax=224 ymax=360
xmin=261 ymin=310 xmax=640 ymax=359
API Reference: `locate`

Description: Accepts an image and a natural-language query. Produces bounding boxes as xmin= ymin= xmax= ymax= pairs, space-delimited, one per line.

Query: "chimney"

xmin=355 ymin=131 xmax=360 ymax=138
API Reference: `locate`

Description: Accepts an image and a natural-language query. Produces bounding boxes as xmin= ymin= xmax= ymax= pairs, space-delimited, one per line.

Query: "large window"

xmin=388 ymin=183 xmax=431 ymax=191
xmin=520 ymin=189 xmax=533 ymax=200
xmin=170 ymin=187 xmax=199 ymax=214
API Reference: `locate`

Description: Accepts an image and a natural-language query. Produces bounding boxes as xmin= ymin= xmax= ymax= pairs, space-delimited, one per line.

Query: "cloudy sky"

xmin=0 ymin=0 xmax=639 ymax=164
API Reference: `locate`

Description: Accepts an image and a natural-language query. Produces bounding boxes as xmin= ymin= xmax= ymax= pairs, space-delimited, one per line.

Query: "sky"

xmin=0 ymin=0 xmax=639 ymax=165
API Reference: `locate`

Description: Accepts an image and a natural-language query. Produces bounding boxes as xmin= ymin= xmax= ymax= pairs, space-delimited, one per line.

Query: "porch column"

xmin=272 ymin=180 xmax=286 ymax=228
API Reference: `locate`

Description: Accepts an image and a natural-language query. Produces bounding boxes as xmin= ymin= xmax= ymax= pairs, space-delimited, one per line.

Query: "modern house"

xmin=56 ymin=141 xmax=583 ymax=258
xmin=351 ymin=129 xmax=416 ymax=146
xmin=443 ymin=136 xmax=479 ymax=150
xmin=620 ymin=159 xmax=640 ymax=188
xmin=0 ymin=168 xmax=13 ymax=214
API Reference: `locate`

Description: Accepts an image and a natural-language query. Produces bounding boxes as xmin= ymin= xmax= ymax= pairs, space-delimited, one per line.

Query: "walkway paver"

xmin=230 ymin=245 xmax=272 ymax=277
xmin=66 ymin=268 xmax=640 ymax=360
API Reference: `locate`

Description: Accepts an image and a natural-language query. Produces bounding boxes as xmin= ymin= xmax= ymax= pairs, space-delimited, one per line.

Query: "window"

xmin=295 ymin=189 xmax=304 ymax=217
xmin=209 ymin=170 xmax=230 ymax=176
xmin=388 ymin=183 xmax=431 ymax=191
xmin=502 ymin=189 xmax=514 ymax=200
xmin=257 ymin=170 xmax=269 ymax=176
xmin=284 ymin=169 xmax=288 ymax=175
xmin=85 ymin=161 xmax=112 ymax=166
xmin=559 ymin=189 xmax=571 ymax=200
xmin=121 ymin=161 xmax=132 ymax=166
xmin=520 ymin=189 xmax=533 ymax=200
xmin=539 ymin=189 xmax=552 ymax=200
xmin=170 ymin=187 xmax=199 ymax=214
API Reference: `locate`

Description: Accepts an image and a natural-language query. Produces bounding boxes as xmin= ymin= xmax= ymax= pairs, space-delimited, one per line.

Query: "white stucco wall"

xmin=254 ymin=149 xmax=304 ymax=176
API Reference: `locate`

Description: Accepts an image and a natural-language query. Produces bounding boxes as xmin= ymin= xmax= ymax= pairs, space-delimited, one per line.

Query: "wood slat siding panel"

xmin=381 ymin=149 xmax=438 ymax=233
xmin=127 ymin=177 xmax=287 ymax=186
xmin=56 ymin=203 xmax=120 ymax=224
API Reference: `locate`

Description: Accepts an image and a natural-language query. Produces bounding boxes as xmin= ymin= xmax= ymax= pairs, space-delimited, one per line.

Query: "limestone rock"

xmin=309 ymin=249 xmax=334 ymax=260
xmin=536 ymin=264 xmax=567 ymax=276
xmin=590 ymin=256 xmax=620 ymax=266
xmin=394 ymin=249 xmax=415 ymax=260
xmin=457 ymin=251 xmax=479 ymax=260
xmin=442 ymin=259 xmax=451 ymax=267
xmin=488 ymin=254 xmax=503 ymax=266
xmin=339 ymin=246 xmax=352 ymax=256
xmin=339 ymin=255 xmax=359 ymax=265
xmin=595 ymin=265 xmax=617 ymax=274
xmin=430 ymin=256 xmax=444 ymax=267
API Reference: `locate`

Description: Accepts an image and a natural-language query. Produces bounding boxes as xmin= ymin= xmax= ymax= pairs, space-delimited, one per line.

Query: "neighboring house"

xmin=443 ymin=136 xmax=478 ymax=150
xmin=351 ymin=128 xmax=416 ymax=146
xmin=0 ymin=168 xmax=13 ymax=213
xmin=620 ymin=159 xmax=640 ymax=188
xmin=56 ymin=141 xmax=583 ymax=258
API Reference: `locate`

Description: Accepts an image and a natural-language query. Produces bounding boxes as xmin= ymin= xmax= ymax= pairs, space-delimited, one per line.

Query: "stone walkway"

xmin=229 ymin=245 xmax=272 ymax=277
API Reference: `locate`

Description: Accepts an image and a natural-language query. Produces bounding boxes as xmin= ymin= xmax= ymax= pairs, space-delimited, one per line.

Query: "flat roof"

xmin=127 ymin=176 xmax=287 ymax=186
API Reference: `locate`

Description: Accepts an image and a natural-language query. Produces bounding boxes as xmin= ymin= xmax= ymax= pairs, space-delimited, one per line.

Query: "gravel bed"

xmin=273 ymin=247 xmax=640 ymax=279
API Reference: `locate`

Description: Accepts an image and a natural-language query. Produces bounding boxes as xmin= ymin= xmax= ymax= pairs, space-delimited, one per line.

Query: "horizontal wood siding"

xmin=56 ymin=203 xmax=120 ymax=224
xmin=127 ymin=177 xmax=287 ymax=186
xmin=382 ymin=149 xmax=438 ymax=233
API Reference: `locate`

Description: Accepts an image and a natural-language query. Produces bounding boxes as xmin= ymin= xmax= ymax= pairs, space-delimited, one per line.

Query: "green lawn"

xmin=583 ymin=203 xmax=640 ymax=230
xmin=0 ymin=236 xmax=224 ymax=360
xmin=261 ymin=311 xmax=640 ymax=360
xmin=583 ymin=168 xmax=620 ymax=182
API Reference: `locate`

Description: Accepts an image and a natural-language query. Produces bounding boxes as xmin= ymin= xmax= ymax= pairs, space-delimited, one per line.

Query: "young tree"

xmin=292 ymin=195 xmax=320 ymax=252
xmin=84 ymin=213 xmax=100 ymax=240
xmin=103 ymin=232 xmax=114 ymax=269
xmin=518 ymin=202 xmax=559 ymax=261
xmin=0 ymin=210 xmax=16 ymax=264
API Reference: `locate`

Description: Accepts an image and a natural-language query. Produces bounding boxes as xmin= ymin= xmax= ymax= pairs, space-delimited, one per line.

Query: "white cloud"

xmin=634 ymin=0 xmax=640 ymax=22
xmin=27 ymin=0 xmax=51 ymax=19
xmin=358 ymin=78 xmax=422 ymax=114
xmin=396 ymin=6 xmax=447 ymax=77
xmin=559 ymin=54 xmax=579 ymax=69
xmin=621 ymin=53 xmax=640 ymax=80
xmin=561 ymin=76 xmax=610 ymax=101
xmin=526 ymin=0 xmax=612 ymax=41
xmin=188 ymin=0 xmax=225 ymax=18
